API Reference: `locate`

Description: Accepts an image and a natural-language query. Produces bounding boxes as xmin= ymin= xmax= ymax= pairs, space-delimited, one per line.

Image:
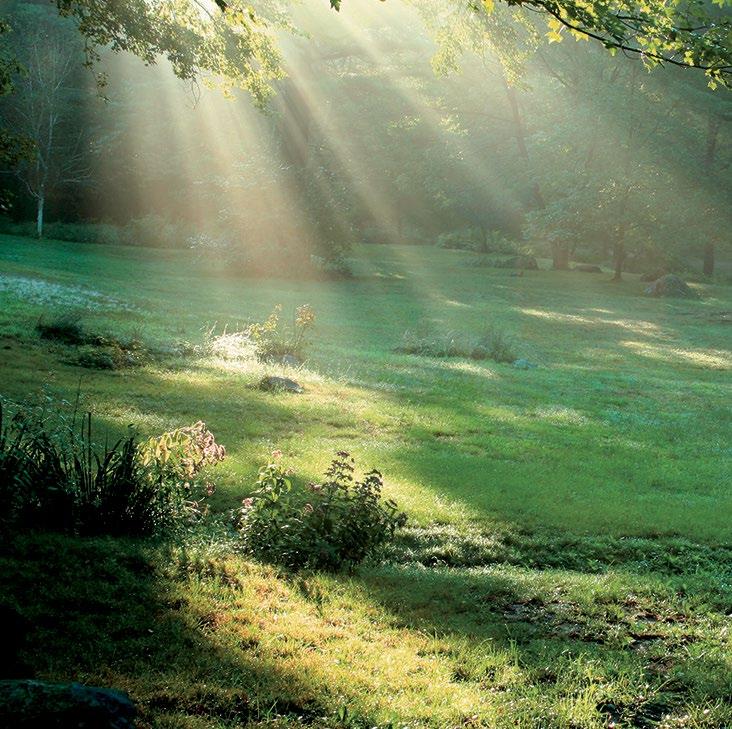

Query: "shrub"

xmin=42 ymin=222 xmax=123 ymax=246
xmin=0 ymin=220 xmax=123 ymax=245
xmin=123 ymin=215 xmax=186 ymax=248
xmin=237 ymin=451 xmax=407 ymax=571
xmin=470 ymin=255 xmax=539 ymax=270
xmin=310 ymin=253 xmax=353 ymax=279
xmin=437 ymin=228 xmax=517 ymax=254
xmin=247 ymin=304 xmax=316 ymax=362
xmin=0 ymin=400 xmax=226 ymax=536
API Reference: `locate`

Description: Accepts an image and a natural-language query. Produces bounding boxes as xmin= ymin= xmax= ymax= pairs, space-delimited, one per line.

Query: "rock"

xmin=573 ymin=264 xmax=602 ymax=273
xmin=508 ymin=270 xmax=524 ymax=278
xmin=492 ymin=255 xmax=538 ymax=270
xmin=513 ymin=358 xmax=538 ymax=370
xmin=280 ymin=354 xmax=301 ymax=367
xmin=259 ymin=376 xmax=303 ymax=393
xmin=644 ymin=274 xmax=699 ymax=299
xmin=0 ymin=680 xmax=136 ymax=728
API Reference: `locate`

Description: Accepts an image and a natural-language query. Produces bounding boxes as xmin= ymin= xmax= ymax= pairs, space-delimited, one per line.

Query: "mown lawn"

xmin=0 ymin=234 xmax=730 ymax=727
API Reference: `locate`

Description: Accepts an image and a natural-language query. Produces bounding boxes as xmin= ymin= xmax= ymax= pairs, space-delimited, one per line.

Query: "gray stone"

xmin=280 ymin=354 xmax=301 ymax=367
xmin=259 ymin=375 xmax=304 ymax=393
xmin=513 ymin=358 xmax=538 ymax=370
xmin=573 ymin=264 xmax=602 ymax=273
xmin=644 ymin=274 xmax=699 ymax=299
xmin=0 ymin=680 xmax=136 ymax=729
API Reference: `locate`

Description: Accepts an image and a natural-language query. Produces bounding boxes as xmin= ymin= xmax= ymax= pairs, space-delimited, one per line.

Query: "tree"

xmin=0 ymin=8 xmax=91 ymax=237
xmin=52 ymin=0 xmax=288 ymax=103
xmin=0 ymin=18 xmax=32 ymax=211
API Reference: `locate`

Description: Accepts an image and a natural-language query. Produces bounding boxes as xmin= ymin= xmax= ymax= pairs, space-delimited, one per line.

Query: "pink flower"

xmin=271 ymin=449 xmax=283 ymax=460
xmin=242 ymin=497 xmax=254 ymax=509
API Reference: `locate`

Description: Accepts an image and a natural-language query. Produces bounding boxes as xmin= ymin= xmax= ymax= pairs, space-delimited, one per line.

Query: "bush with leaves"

xmin=123 ymin=214 xmax=188 ymax=248
xmin=237 ymin=451 xmax=407 ymax=571
xmin=0 ymin=221 xmax=123 ymax=246
xmin=0 ymin=400 xmax=226 ymax=536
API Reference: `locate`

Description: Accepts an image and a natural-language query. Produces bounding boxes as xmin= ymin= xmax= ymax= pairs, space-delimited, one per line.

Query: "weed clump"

xmin=36 ymin=315 xmax=150 ymax=370
xmin=36 ymin=314 xmax=87 ymax=345
xmin=397 ymin=326 xmax=517 ymax=363
xmin=237 ymin=451 xmax=406 ymax=571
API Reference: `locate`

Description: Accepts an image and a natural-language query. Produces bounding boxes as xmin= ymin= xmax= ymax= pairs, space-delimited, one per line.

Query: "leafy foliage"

xmin=0 ymin=401 xmax=226 ymax=536
xmin=237 ymin=451 xmax=407 ymax=571
xmin=54 ymin=0 xmax=287 ymax=103
xmin=138 ymin=420 xmax=227 ymax=522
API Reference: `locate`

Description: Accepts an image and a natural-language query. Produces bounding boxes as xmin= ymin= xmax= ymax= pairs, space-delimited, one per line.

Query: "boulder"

xmin=492 ymin=255 xmax=538 ymax=270
xmin=0 ymin=680 xmax=136 ymax=729
xmin=513 ymin=358 xmax=538 ymax=370
xmin=259 ymin=376 xmax=304 ymax=393
xmin=573 ymin=264 xmax=602 ymax=273
xmin=644 ymin=274 xmax=699 ymax=299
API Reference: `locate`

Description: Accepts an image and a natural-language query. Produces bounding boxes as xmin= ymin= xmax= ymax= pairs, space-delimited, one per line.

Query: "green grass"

xmin=1 ymin=234 xmax=731 ymax=727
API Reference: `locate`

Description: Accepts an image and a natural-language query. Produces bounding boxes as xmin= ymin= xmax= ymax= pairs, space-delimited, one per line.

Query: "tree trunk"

xmin=504 ymin=82 xmax=545 ymax=209
xmin=704 ymin=115 xmax=721 ymax=170
xmin=612 ymin=239 xmax=625 ymax=281
xmin=552 ymin=243 xmax=570 ymax=270
xmin=36 ymin=194 xmax=44 ymax=238
xmin=703 ymin=242 xmax=715 ymax=277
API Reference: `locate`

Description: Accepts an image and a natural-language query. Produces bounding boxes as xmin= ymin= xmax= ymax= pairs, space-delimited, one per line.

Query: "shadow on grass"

xmin=0 ymin=532 xmax=374 ymax=727
xmin=348 ymin=562 xmax=732 ymax=727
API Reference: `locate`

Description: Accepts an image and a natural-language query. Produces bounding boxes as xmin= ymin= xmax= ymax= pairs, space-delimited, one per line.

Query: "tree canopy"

xmin=27 ymin=0 xmax=732 ymax=97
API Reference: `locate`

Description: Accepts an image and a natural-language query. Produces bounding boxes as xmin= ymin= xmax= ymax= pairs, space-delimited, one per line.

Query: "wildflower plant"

xmin=246 ymin=303 xmax=316 ymax=361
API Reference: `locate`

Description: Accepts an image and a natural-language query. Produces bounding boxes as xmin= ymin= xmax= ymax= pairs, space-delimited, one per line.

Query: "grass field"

xmin=1 ymin=234 xmax=731 ymax=728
